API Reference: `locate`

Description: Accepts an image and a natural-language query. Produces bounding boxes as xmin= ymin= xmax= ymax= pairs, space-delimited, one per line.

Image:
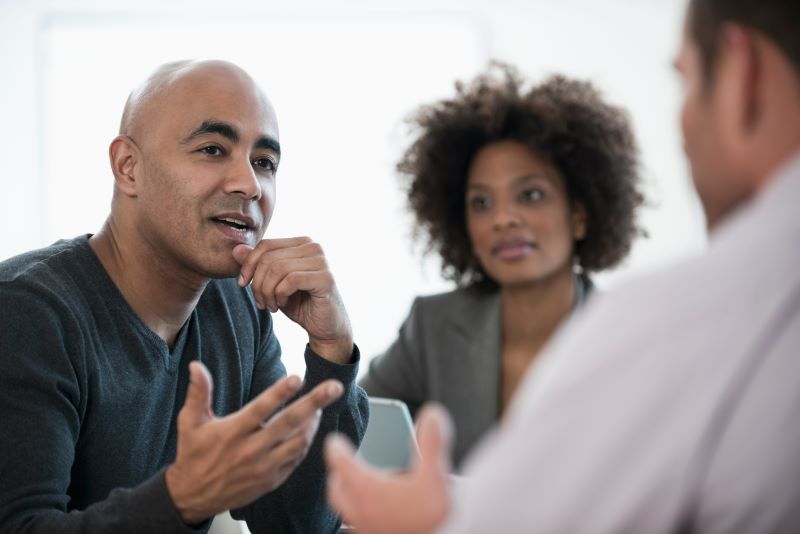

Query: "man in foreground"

xmin=325 ymin=0 xmax=800 ymax=531
xmin=0 ymin=60 xmax=367 ymax=532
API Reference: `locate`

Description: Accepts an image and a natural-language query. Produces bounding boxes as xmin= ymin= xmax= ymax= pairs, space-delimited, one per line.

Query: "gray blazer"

xmin=359 ymin=279 xmax=591 ymax=470
xmin=360 ymin=288 xmax=502 ymax=469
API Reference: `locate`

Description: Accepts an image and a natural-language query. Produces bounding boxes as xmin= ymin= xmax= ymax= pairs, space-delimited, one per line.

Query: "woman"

xmin=359 ymin=64 xmax=644 ymax=469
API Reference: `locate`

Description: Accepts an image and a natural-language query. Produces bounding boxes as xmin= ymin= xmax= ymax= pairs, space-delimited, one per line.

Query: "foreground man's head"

xmin=676 ymin=0 xmax=800 ymax=228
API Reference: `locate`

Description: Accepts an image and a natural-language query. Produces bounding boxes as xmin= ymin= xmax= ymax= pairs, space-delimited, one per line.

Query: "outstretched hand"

xmin=166 ymin=361 xmax=344 ymax=524
xmin=324 ymin=404 xmax=454 ymax=534
xmin=233 ymin=238 xmax=353 ymax=364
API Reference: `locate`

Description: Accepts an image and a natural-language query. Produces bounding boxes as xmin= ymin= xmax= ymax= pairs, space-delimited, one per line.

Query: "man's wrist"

xmin=165 ymin=464 xmax=209 ymax=526
xmin=308 ymin=337 xmax=354 ymax=365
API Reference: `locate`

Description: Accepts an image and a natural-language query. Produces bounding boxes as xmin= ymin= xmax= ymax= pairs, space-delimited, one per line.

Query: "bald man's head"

xmin=119 ymin=60 xmax=188 ymax=136
xmin=107 ymin=59 xmax=281 ymax=277
xmin=118 ymin=60 xmax=277 ymax=144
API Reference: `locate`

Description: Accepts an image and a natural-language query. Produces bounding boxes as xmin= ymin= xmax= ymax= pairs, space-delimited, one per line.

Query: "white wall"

xmin=0 ymin=0 xmax=701 ymax=378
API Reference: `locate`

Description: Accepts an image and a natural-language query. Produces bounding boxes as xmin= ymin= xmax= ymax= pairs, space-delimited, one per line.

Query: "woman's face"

xmin=465 ymin=140 xmax=586 ymax=288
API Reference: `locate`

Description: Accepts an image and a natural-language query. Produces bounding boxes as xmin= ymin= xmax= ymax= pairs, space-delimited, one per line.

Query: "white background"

xmin=0 ymin=0 xmax=702 ymax=379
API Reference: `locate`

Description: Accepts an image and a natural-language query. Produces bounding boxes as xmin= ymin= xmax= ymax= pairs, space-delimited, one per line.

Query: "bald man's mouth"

xmin=213 ymin=215 xmax=255 ymax=230
xmin=211 ymin=213 xmax=259 ymax=244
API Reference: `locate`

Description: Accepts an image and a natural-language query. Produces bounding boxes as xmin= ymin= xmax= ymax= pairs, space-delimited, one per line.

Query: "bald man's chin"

xmin=198 ymin=258 xmax=245 ymax=281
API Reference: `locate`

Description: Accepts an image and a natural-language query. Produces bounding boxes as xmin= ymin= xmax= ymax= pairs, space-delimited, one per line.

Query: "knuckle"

xmin=308 ymin=242 xmax=323 ymax=256
xmin=237 ymin=443 xmax=260 ymax=465
xmin=255 ymin=397 xmax=281 ymax=420
xmin=217 ymin=427 xmax=238 ymax=449
xmin=256 ymin=255 xmax=272 ymax=272
xmin=281 ymin=409 xmax=304 ymax=429
xmin=177 ymin=409 xmax=190 ymax=427
xmin=176 ymin=419 xmax=190 ymax=435
xmin=267 ymin=259 xmax=288 ymax=279
xmin=244 ymin=404 xmax=274 ymax=429
xmin=310 ymin=255 xmax=328 ymax=271
xmin=284 ymin=271 xmax=301 ymax=286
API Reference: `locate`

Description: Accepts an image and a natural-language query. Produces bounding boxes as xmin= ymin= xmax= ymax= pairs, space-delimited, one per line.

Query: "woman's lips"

xmin=491 ymin=240 xmax=536 ymax=260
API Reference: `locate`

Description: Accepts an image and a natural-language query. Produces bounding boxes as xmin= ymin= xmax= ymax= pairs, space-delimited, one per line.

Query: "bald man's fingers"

xmin=224 ymin=375 xmax=303 ymax=432
xmin=235 ymin=237 xmax=316 ymax=288
xmin=259 ymin=380 xmax=343 ymax=441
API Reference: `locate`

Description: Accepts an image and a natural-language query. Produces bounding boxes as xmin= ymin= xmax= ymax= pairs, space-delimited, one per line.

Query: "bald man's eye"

xmin=253 ymin=157 xmax=277 ymax=173
xmin=199 ymin=145 xmax=224 ymax=157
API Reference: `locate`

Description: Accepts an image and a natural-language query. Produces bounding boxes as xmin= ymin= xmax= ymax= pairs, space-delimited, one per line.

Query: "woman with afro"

xmin=360 ymin=64 xmax=645 ymax=470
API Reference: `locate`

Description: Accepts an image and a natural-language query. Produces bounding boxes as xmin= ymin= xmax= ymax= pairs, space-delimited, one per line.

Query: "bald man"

xmin=0 ymin=60 xmax=367 ymax=533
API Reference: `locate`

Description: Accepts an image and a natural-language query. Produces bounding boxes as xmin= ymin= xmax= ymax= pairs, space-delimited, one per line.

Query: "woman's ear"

xmin=571 ymin=202 xmax=588 ymax=240
xmin=108 ymin=135 xmax=142 ymax=198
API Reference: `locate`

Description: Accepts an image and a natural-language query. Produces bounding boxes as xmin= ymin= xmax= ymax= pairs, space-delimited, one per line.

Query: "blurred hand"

xmin=325 ymin=404 xmax=453 ymax=534
xmin=166 ymin=361 xmax=344 ymax=524
xmin=233 ymin=238 xmax=353 ymax=364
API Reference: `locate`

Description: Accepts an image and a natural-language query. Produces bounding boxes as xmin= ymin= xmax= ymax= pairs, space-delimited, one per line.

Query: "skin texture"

xmin=325 ymin=7 xmax=800 ymax=532
xmin=465 ymin=140 xmax=587 ymax=411
xmin=465 ymin=140 xmax=586 ymax=290
xmin=89 ymin=60 xmax=354 ymax=523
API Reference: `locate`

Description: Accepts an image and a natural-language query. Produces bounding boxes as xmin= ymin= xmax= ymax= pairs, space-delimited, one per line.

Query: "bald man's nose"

xmin=225 ymin=159 xmax=262 ymax=200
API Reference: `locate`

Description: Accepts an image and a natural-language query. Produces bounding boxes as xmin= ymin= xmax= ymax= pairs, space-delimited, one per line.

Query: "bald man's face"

xmin=127 ymin=66 xmax=280 ymax=278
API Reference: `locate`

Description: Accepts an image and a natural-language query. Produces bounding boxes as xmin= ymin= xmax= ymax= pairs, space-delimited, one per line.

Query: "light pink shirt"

xmin=440 ymin=152 xmax=800 ymax=534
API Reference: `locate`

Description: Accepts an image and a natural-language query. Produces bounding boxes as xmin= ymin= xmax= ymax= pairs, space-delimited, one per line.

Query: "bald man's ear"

xmin=108 ymin=135 xmax=142 ymax=197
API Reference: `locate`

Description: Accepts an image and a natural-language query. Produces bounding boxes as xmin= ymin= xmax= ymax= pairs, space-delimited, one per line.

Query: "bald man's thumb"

xmin=232 ymin=244 xmax=254 ymax=265
xmin=181 ymin=361 xmax=215 ymax=427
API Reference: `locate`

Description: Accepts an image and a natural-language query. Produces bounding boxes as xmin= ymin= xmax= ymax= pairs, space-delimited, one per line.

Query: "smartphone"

xmin=356 ymin=397 xmax=420 ymax=471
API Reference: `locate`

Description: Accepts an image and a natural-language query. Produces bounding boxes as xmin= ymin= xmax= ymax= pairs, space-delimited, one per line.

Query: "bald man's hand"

xmin=165 ymin=361 xmax=344 ymax=525
xmin=233 ymin=238 xmax=354 ymax=364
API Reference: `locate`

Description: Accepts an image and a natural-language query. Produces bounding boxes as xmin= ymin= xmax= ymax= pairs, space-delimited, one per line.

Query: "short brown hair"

xmin=399 ymin=63 xmax=644 ymax=289
xmin=689 ymin=0 xmax=800 ymax=78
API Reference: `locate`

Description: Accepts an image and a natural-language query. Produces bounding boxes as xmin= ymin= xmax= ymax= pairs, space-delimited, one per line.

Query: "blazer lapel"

xmin=445 ymin=290 xmax=502 ymax=423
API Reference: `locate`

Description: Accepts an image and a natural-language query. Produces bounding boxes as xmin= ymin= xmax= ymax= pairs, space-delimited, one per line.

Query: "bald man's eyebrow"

xmin=181 ymin=120 xmax=281 ymax=156
xmin=182 ymin=120 xmax=239 ymax=144
xmin=256 ymin=136 xmax=281 ymax=156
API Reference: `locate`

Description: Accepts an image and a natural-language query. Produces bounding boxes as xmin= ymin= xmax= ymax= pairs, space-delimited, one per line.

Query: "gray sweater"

xmin=0 ymin=235 xmax=368 ymax=533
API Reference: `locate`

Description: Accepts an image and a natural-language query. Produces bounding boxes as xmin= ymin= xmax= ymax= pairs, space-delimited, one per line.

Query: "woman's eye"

xmin=200 ymin=146 xmax=223 ymax=156
xmin=253 ymin=158 xmax=277 ymax=172
xmin=469 ymin=196 xmax=491 ymax=211
xmin=521 ymin=188 xmax=544 ymax=203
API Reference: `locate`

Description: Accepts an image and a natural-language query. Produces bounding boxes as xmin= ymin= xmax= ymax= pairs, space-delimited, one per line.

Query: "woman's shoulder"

xmin=412 ymin=286 xmax=500 ymax=317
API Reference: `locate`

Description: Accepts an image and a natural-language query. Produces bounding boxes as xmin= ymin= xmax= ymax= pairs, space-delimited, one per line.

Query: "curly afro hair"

xmin=399 ymin=62 xmax=645 ymax=290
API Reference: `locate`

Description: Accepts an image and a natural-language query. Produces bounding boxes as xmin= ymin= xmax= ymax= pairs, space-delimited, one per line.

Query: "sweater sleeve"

xmin=358 ymin=297 xmax=429 ymax=416
xmin=0 ymin=286 xmax=208 ymax=534
xmin=231 ymin=329 xmax=369 ymax=533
